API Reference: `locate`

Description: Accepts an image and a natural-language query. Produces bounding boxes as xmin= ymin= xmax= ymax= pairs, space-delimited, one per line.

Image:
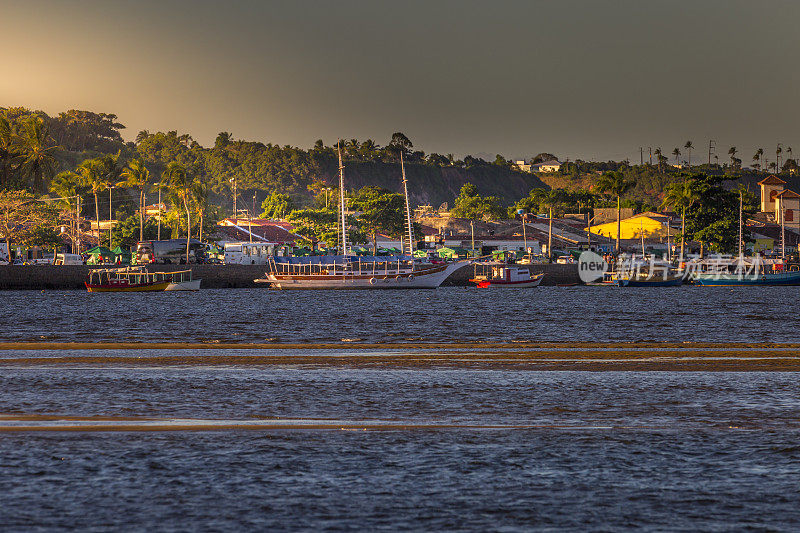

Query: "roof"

xmin=775 ymin=189 xmax=800 ymax=199
xmin=219 ymin=218 xmax=294 ymax=230
xmin=214 ymin=220 xmax=299 ymax=243
xmin=758 ymin=175 xmax=786 ymax=186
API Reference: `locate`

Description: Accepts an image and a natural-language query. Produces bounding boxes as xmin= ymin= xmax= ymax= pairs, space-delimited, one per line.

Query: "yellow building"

xmin=586 ymin=212 xmax=672 ymax=240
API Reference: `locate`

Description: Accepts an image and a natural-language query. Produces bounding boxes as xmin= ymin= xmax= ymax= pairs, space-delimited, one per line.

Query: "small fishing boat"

xmin=164 ymin=270 xmax=202 ymax=291
xmin=469 ymin=263 xmax=544 ymax=288
xmin=85 ymin=267 xmax=173 ymax=292
xmin=689 ymin=257 xmax=800 ymax=286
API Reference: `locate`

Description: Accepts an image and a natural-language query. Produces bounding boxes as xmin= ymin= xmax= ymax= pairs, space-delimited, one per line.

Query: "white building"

xmin=531 ymin=160 xmax=562 ymax=173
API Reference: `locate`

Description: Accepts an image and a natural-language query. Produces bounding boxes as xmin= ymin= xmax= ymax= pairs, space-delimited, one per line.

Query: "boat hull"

xmin=470 ymin=274 xmax=544 ymax=288
xmin=85 ymin=280 xmax=171 ymax=292
xmin=165 ymin=279 xmax=202 ymax=291
xmin=692 ymin=272 xmax=800 ymax=286
xmin=264 ymin=262 xmax=468 ymax=289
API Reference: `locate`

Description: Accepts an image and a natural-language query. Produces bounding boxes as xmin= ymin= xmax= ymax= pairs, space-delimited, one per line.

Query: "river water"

xmin=3 ymin=285 xmax=800 ymax=343
xmin=2 ymin=287 xmax=800 ymax=530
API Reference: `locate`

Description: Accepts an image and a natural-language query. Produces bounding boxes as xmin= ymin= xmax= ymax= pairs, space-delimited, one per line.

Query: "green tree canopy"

xmin=450 ymin=183 xmax=505 ymax=221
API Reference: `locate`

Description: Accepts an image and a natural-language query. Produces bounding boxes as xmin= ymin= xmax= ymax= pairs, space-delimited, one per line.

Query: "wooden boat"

xmin=85 ymin=267 xmax=173 ymax=292
xmin=469 ymin=263 xmax=544 ymax=288
xmin=263 ymin=256 xmax=469 ymax=289
xmin=165 ymin=270 xmax=202 ymax=291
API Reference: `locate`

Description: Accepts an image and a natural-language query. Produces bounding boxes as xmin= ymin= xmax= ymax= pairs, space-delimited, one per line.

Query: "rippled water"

xmin=3 ymin=286 xmax=800 ymax=343
xmin=2 ymin=368 xmax=800 ymax=530
xmin=3 ymin=288 xmax=800 ymax=529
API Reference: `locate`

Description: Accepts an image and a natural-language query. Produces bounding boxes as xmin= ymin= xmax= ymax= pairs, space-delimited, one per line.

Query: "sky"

xmin=2 ymin=0 xmax=800 ymax=163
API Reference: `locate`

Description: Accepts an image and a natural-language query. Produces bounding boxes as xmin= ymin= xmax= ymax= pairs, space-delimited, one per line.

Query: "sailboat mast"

xmin=337 ymin=141 xmax=347 ymax=255
xmin=400 ymin=152 xmax=415 ymax=256
xmin=738 ymin=190 xmax=743 ymax=259
xmin=781 ymin=195 xmax=785 ymax=260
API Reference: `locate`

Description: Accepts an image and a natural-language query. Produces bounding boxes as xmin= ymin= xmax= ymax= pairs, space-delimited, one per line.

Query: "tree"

xmin=672 ymin=147 xmax=681 ymax=164
xmin=594 ymin=171 xmax=636 ymax=253
xmin=191 ymin=179 xmax=212 ymax=243
xmin=683 ymin=174 xmax=757 ymax=253
xmin=754 ymin=148 xmax=764 ymax=173
xmin=654 ymin=148 xmax=664 ymax=173
xmin=14 ymin=115 xmax=58 ymax=191
xmin=110 ymin=213 xmax=162 ymax=249
xmin=135 ymin=130 xmax=150 ymax=144
xmin=728 ymin=147 xmax=737 ymax=168
xmin=386 ymin=132 xmax=413 ymax=160
xmin=76 ymin=158 xmax=107 ymax=242
xmin=286 ymin=207 xmax=339 ymax=251
xmin=259 ymin=192 xmax=295 ymax=219
xmin=351 ymin=186 xmax=407 ymax=254
xmin=119 ymin=158 xmax=151 ymax=241
xmin=776 ymin=144 xmax=783 ymax=171
xmin=49 ymin=171 xmax=88 ymax=252
xmin=215 ymin=132 xmax=233 ymax=149
xmin=0 ymin=190 xmax=63 ymax=258
xmin=450 ymin=183 xmax=505 ymax=221
xmin=660 ymin=180 xmax=700 ymax=261
xmin=684 ymin=141 xmax=693 ymax=168
xmin=532 ymin=153 xmax=558 ymax=164
xmin=160 ymin=162 xmax=193 ymax=263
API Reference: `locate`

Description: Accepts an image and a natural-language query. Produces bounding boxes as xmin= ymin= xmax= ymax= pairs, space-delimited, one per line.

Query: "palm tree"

xmin=14 ymin=115 xmax=58 ymax=191
xmin=191 ymin=179 xmax=211 ymax=243
xmin=161 ymin=162 xmax=193 ymax=263
xmin=77 ymin=158 xmax=107 ymax=244
xmin=672 ymin=147 xmax=681 ymax=164
xmin=0 ymin=115 xmax=18 ymax=188
xmin=50 ymin=171 xmax=88 ymax=252
xmin=684 ymin=141 xmax=694 ymax=168
xmin=776 ymin=144 xmax=783 ymax=172
xmin=135 ymin=130 xmax=150 ymax=144
xmin=653 ymin=148 xmax=662 ymax=172
xmin=728 ymin=147 xmax=737 ymax=168
xmin=661 ymin=181 xmax=699 ymax=263
xmin=755 ymin=148 xmax=764 ymax=173
xmin=119 ymin=159 xmax=151 ymax=241
xmin=594 ymin=171 xmax=637 ymax=254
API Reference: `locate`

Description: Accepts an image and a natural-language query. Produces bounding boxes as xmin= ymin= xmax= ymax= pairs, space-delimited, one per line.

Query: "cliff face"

xmin=327 ymin=162 xmax=549 ymax=207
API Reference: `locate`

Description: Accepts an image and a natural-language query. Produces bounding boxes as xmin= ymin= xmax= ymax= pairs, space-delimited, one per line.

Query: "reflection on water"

xmin=3 ymin=286 xmax=800 ymax=343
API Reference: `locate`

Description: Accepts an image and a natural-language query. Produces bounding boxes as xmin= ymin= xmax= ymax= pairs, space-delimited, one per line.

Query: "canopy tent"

xmin=437 ymin=246 xmax=468 ymax=259
xmin=111 ymin=246 xmax=132 ymax=264
xmin=84 ymin=246 xmax=115 ymax=265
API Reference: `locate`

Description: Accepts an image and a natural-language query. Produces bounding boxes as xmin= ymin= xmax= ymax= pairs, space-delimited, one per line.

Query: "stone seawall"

xmin=442 ymin=263 xmax=579 ymax=286
xmin=0 ymin=263 xmax=580 ymax=290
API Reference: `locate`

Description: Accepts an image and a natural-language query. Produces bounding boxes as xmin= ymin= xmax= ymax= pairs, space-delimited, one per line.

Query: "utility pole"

xmin=639 ymin=147 xmax=643 ymax=166
xmin=738 ymin=190 xmax=743 ymax=259
xmin=400 ymin=151 xmax=415 ymax=256
xmin=548 ymin=206 xmax=553 ymax=260
xmin=708 ymin=139 xmax=716 ymax=166
xmin=470 ymin=220 xmax=475 ymax=256
xmin=648 ymin=147 xmax=652 ymax=165
xmin=230 ymin=178 xmax=237 ymax=226
xmin=157 ymin=188 xmax=162 ymax=241
xmin=108 ymin=185 xmax=114 ymax=248
xmin=337 ymin=141 xmax=347 ymax=255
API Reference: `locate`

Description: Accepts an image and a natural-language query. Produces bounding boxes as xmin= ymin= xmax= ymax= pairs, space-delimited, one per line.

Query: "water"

xmin=2 ymin=288 xmax=800 ymax=530
xmin=2 ymin=286 xmax=800 ymax=343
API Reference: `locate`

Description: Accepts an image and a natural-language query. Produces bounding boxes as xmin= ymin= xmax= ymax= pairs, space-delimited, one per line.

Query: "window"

xmin=786 ymin=209 xmax=794 ymax=222
xmin=770 ymin=189 xmax=779 ymax=202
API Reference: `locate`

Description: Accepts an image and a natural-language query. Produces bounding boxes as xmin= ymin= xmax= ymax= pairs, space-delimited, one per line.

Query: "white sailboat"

xmin=261 ymin=142 xmax=470 ymax=289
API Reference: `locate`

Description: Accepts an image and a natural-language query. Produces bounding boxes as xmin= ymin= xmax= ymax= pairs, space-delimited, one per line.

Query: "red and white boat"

xmin=469 ymin=263 xmax=544 ymax=288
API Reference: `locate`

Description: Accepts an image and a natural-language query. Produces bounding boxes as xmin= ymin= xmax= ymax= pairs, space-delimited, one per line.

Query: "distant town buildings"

xmin=512 ymin=159 xmax=562 ymax=173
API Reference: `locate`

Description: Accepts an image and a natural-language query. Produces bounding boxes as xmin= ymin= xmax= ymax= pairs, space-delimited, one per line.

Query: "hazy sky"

xmin=2 ymin=0 xmax=800 ymax=163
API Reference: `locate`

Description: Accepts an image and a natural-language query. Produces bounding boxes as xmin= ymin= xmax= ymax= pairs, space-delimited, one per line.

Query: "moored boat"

xmin=469 ymin=263 xmax=544 ymax=288
xmin=165 ymin=270 xmax=202 ymax=291
xmin=85 ymin=267 xmax=172 ymax=292
xmin=262 ymin=255 xmax=469 ymax=289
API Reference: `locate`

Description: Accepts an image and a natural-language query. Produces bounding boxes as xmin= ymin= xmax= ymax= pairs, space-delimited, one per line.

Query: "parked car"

xmin=54 ymin=253 xmax=85 ymax=265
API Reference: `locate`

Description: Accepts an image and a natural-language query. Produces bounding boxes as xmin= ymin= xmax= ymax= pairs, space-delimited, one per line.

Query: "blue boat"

xmin=691 ymin=271 xmax=800 ymax=286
